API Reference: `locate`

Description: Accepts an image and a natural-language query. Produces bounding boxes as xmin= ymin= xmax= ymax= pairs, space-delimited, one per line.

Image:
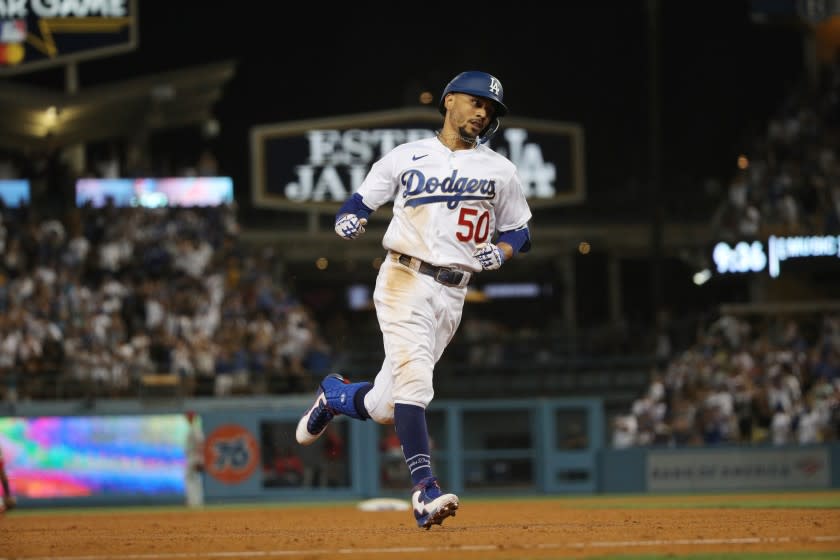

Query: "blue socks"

xmin=352 ymin=384 xmax=372 ymax=419
xmin=394 ymin=403 xmax=438 ymax=495
xmin=328 ymin=388 xmax=439 ymax=495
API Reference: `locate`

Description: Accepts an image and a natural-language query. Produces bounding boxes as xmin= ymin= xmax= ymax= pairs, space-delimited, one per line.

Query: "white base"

xmin=356 ymin=497 xmax=410 ymax=512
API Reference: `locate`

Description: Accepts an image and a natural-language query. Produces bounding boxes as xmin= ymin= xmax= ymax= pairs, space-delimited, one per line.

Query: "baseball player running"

xmin=0 ymin=444 xmax=16 ymax=512
xmin=184 ymin=410 xmax=205 ymax=508
xmin=296 ymin=70 xmax=533 ymax=529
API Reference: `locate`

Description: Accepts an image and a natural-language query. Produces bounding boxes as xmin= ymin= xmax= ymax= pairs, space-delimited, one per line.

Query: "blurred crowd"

xmin=609 ymin=55 xmax=840 ymax=448
xmin=711 ymin=50 xmax=840 ymax=240
xmin=2 ymin=55 xmax=840 ymax=460
xmin=0 ymin=199 xmax=331 ymax=403
xmin=614 ymin=312 xmax=840 ymax=447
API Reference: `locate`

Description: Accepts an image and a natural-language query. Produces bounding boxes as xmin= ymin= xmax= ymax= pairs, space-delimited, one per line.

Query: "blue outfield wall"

xmin=600 ymin=443 xmax=840 ymax=493
xmin=1 ymin=396 xmax=837 ymax=508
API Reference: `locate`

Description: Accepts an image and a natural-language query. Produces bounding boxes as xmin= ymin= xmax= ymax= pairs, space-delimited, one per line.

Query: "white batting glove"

xmin=335 ymin=214 xmax=367 ymax=240
xmin=473 ymin=242 xmax=505 ymax=270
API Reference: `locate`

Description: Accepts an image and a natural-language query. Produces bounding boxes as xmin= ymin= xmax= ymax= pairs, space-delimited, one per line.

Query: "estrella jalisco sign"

xmin=250 ymin=107 xmax=585 ymax=212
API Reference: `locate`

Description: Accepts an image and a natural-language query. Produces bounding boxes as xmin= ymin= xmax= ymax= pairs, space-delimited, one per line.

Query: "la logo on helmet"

xmin=488 ymin=77 xmax=502 ymax=96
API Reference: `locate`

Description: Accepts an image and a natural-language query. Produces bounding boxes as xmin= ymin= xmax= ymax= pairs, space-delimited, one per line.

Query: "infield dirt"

xmin=3 ymin=492 xmax=839 ymax=559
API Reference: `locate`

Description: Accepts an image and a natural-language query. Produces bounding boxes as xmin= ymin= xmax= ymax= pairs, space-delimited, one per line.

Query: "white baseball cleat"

xmin=411 ymin=476 xmax=459 ymax=529
xmin=295 ymin=373 xmax=347 ymax=445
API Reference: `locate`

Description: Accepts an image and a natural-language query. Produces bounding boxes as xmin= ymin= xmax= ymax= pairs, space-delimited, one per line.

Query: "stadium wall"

xmin=1 ymin=396 xmax=836 ymax=508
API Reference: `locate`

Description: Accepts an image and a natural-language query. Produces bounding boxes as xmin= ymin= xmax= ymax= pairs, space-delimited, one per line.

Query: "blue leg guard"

xmin=322 ymin=374 xmax=372 ymax=419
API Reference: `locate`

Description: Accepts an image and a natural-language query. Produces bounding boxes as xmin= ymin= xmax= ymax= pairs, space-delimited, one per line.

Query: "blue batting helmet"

xmin=438 ymin=71 xmax=508 ymax=117
xmin=438 ymin=70 xmax=507 ymax=144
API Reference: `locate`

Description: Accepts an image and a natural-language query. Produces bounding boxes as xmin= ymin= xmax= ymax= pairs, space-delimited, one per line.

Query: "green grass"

xmin=587 ymin=555 xmax=840 ymax=560
xmin=10 ymin=490 xmax=840 ymax=516
xmin=468 ymin=490 xmax=840 ymax=509
xmin=566 ymin=498 xmax=840 ymax=509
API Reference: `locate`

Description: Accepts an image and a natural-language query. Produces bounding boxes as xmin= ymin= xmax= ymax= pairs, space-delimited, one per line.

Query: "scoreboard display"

xmin=0 ymin=0 xmax=137 ymax=74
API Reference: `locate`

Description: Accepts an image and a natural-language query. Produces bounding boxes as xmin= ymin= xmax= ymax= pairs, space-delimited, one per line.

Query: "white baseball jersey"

xmin=185 ymin=418 xmax=205 ymax=507
xmin=357 ymin=135 xmax=532 ymax=422
xmin=356 ymin=136 xmax=532 ymax=272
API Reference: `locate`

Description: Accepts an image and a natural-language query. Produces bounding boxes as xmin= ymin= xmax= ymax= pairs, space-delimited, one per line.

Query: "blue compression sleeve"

xmin=497 ymin=226 xmax=531 ymax=254
xmin=336 ymin=193 xmax=373 ymax=221
xmin=394 ymin=403 xmax=435 ymax=486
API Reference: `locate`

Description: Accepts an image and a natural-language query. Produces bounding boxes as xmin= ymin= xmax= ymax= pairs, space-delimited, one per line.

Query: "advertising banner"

xmin=76 ymin=176 xmax=234 ymax=208
xmin=647 ymin=448 xmax=829 ymax=491
xmin=0 ymin=414 xmax=187 ymax=500
xmin=0 ymin=0 xmax=137 ymax=74
xmin=0 ymin=178 xmax=29 ymax=206
xmin=251 ymin=107 xmax=585 ymax=212
xmin=713 ymin=235 xmax=840 ymax=278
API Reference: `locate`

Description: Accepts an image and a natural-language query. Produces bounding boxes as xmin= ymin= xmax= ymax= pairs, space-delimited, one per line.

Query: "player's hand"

xmin=335 ymin=214 xmax=367 ymax=240
xmin=473 ymin=242 xmax=505 ymax=270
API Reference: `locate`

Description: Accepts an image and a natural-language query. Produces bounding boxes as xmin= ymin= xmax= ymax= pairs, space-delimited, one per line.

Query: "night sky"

xmin=10 ymin=1 xmax=807 ymax=217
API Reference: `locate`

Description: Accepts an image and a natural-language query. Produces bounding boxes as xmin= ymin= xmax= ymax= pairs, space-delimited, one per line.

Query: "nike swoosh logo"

xmin=411 ymin=491 xmax=428 ymax=514
xmin=412 ymin=154 xmax=429 ymax=161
